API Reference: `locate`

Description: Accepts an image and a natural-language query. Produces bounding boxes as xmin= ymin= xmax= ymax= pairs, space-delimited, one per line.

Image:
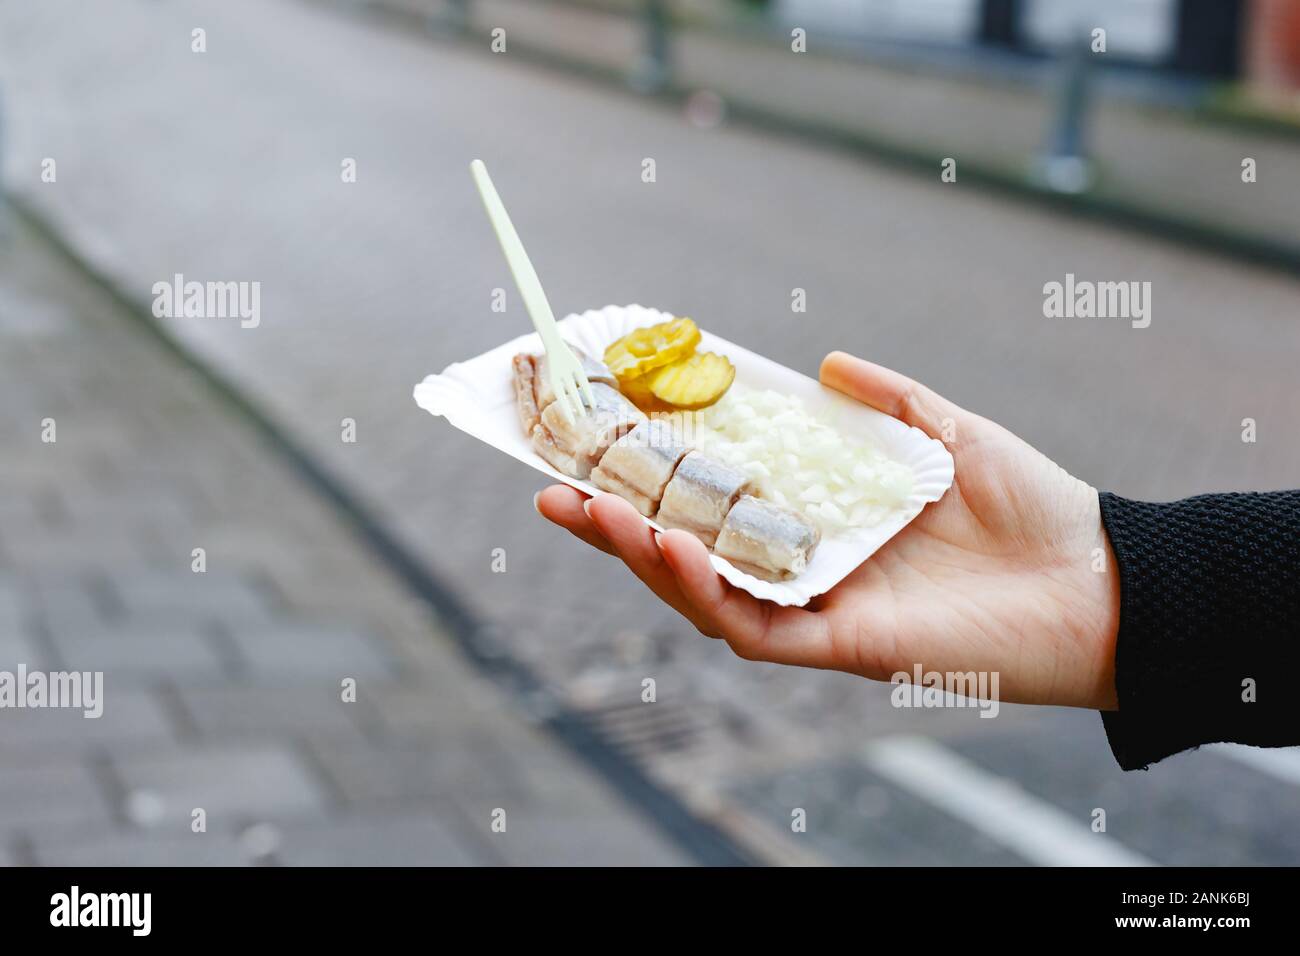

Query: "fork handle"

xmin=470 ymin=160 xmax=564 ymax=351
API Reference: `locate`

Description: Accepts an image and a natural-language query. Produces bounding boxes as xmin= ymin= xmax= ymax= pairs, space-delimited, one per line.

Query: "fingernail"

xmin=532 ymin=491 xmax=543 ymax=515
xmin=653 ymin=532 xmax=664 ymax=550
xmin=582 ymin=497 xmax=595 ymax=517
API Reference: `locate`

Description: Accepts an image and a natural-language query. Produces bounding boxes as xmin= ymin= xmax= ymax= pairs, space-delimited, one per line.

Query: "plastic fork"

xmin=470 ymin=159 xmax=593 ymax=422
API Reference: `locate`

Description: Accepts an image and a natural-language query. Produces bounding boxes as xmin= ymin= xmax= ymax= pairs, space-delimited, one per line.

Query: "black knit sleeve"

xmin=1096 ymin=491 xmax=1300 ymax=770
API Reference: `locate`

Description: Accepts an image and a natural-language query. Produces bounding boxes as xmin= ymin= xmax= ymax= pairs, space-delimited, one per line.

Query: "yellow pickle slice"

xmin=617 ymin=372 xmax=663 ymax=412
xmin=647 ymin=351 xmax=735 ymax=410
xmin=603 ymin=317 xmax=701 ymax=380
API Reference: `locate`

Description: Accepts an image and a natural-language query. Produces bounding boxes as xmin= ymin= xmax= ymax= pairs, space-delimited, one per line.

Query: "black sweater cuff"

xmin=1097 ymin=490 xmax=1300 ymax=770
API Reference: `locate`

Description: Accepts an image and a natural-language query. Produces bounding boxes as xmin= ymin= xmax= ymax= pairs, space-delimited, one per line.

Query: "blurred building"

xmin=773 ymin=0 xmax=1262 ymax=79
xmin=1246 ymin=0 xmax=1300 ymax=95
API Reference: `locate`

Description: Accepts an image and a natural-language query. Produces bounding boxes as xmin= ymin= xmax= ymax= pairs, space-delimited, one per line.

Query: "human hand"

xmin=536 ymin=351 xmax=1120 ymax=710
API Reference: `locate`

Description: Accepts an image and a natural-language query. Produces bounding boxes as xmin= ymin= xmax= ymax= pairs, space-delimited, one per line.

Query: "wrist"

xmin=1088 ymin=500 xmax=1122 ymax=710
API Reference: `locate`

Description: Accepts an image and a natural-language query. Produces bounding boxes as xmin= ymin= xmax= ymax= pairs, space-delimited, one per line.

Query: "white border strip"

xmin=861 ymin=735 xmax=1156 ymax=867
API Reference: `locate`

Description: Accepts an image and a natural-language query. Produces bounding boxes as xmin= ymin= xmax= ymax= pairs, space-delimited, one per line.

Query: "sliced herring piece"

xmin=655 ymin=450 xmax=752 ymax=548
xmin=512 ymin=353 xmax=542 ymax=435
xmin=532 ymin=382 xmax=645 ymax=479
xmin=714 ymin=494 xmax=821 ymax=582
xmin=590 ymin=419 xmax=691 ymax=517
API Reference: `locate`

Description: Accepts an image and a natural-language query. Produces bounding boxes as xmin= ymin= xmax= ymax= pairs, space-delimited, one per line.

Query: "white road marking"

xmin=861 ymin=735 xmax=1157 ymax=867
xmin=1208 ymin=743 xmax=1300 ymax=787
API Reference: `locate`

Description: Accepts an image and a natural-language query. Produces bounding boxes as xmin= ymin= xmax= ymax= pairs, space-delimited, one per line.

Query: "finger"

xmin=819 ymin=351 xmax=962 ymax=441
xmin=655 ymin=530 xmax=834 ymax=668
xmin=583 ymin=494 xmax=719 ymax=633
xmin=534 ymin=485 xmax=615 ymax=556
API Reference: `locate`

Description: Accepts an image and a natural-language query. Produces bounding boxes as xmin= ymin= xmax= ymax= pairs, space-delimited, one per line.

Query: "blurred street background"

xmin=1 ymin=0 xmax=1299 ymax=865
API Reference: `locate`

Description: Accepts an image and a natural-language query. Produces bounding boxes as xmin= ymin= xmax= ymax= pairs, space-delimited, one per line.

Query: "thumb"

xmin=819 ymin=351 xmax=963 ymax=441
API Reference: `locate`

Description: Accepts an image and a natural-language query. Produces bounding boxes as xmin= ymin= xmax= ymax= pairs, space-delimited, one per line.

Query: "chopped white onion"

xmin=664 ymin=384 xmax=914 ymax=535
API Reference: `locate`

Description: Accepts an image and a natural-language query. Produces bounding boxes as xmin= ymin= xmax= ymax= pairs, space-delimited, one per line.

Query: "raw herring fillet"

xmin=714 ymin=494 xmax=821 ymax=582
xmin=655 ymin=450 xmax=752 ymax=548
xmin=531 ymin=382 xmax=646 ymax=479
xmin=512 ymin=353 xmax=542 ymax=434
xmin=591 ymin=419 xmax=691 ymax=517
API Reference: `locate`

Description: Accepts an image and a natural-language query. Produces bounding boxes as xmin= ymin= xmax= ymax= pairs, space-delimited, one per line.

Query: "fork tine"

xmin=552 ymin=375 xmax=566 ymax=416
xmin=559 ymin=375 xmax=580 ymax=422
xmin=567 ymin=375 xmax=587 ymax=418
xmin=549 ymin=374 xmax=573 ymax=424
xmin=576 ymin=368 xmax=595 ymax=411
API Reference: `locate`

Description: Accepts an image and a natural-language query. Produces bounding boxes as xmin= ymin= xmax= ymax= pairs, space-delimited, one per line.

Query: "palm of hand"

xmin=814 ymin=411 xmax=1117 ymax=709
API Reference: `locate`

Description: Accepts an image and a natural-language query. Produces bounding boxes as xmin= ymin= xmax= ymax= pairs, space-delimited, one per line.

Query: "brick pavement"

xmin=3 ymin=0 xmax=1299 ymax=864
xmin=0 ymin=214 xmax=688 ymax=865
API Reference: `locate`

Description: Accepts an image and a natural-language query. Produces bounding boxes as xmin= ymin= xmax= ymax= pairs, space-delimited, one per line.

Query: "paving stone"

xmin=364 ymin=679 xmax=528 ymax=739
xmin=58 ymin=489 xmax=197 ymax=530
xmin=176 ymin=684 xmax=373 ymax=742
xmin=0 ymin=481 xmax=48 ymax=514
xmin=111 ymin=571 xmax=275 ymax=621
xmin=0 ymin=689 xmax=175 ymax=756
xmin=0 ymin=284 xmax=76 ymax=337
xmin=0 ymin=580 xmax=26 ymax=632
xmin=0 ymin=469 xmax=95 ymax=511
xmin=0 ymin=522 xmax=156 ymax=570
xmin=23 ymin=575 xmax=117 ymax=637
xmin=479 ymin=812 xmax=690 ymax=866
xmin=309 ymin=737 xmax=523 ymax=808
xmin=0 ymin=630 xmax=50 ymax=672
xmin=16 ymin=421 xmax=148 ymax=459
xmin=0 ymin=760 xmax=114 ymax=835
xmin=50 ymin=626 xmax=230 ymax=685
xmin=223 ymin=622 xmax=397 ymax=682
xmin=32 ymin=830 xmax=250 ymax=867
xmin=275 ymin=811 xmax=488 ymax=866
xmin=175 ymin=530 xmax=330 ymax=583
xmin=111 ymin=745 xmax=331 ymax=826
xmin=260 ymin=570 xmax=414 ymax=619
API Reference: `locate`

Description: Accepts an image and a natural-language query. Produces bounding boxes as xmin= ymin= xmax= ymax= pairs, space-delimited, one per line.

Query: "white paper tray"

xmin=414 ymin=304 xmax=954 ymax=607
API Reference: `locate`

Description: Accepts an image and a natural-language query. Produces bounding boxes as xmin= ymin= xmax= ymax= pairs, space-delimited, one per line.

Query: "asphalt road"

xmin=2 ymin=0 xmax=1299 ymax=864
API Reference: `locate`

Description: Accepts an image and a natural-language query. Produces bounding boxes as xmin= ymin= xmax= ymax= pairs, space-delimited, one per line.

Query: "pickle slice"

xmin=617 ymin=372 xmax=662 ymax=412
xmin=603 ymin=317 xmax=701 ymax=380
xmin=647 ymin=351 xmax=735 ymax=410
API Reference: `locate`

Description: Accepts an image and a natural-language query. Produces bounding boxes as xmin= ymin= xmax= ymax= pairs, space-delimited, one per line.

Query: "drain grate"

xmin=584 ymin=699 xmax=704 ymax=761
